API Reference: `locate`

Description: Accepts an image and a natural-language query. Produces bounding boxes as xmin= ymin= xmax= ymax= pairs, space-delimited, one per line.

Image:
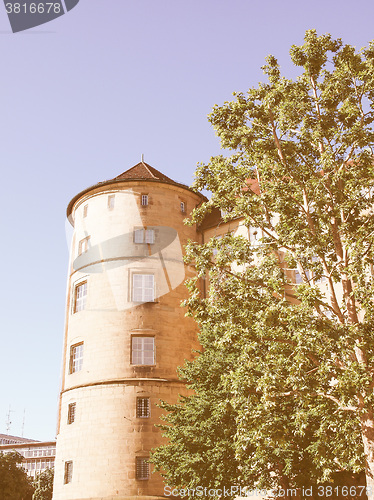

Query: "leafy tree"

xmin=32 ymin=468 xmax=54 ymax=500
xmin=152 ymin=326 xmax=241 ymax=498
xmin=152 ymin=30 xmax=374 ymax=496
xmin=0 ymin=451 xmax=34 ymax=500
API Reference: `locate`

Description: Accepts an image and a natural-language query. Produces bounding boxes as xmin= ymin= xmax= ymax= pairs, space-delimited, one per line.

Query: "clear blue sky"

xmin=1 ymin=0 xmax=373 ymax=441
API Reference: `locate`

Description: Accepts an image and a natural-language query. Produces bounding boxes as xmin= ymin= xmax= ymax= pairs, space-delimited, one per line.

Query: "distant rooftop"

xmin=0 ymin=433 xmax=39 ymax=445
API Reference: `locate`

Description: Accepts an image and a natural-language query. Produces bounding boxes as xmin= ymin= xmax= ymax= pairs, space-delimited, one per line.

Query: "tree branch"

xmin=316 ymin=392 xmax=358 ymax=412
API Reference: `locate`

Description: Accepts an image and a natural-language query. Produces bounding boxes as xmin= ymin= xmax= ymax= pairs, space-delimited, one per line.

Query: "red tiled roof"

xmin=66 ymin=161 xmax=207 ymax=221
xmin=199 ymin=207 xmax=222 ymax=230
xmin=199 ymin=177 xmax=261 ymax=230
xmin=243 ymin=177 xmax=260 ymax=195
xmin=114 ymin=162 xmax=178 ymax=184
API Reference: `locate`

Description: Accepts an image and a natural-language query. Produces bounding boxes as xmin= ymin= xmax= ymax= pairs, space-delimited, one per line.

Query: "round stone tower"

xmin=52 ymin=161 xmax=204 ymax=500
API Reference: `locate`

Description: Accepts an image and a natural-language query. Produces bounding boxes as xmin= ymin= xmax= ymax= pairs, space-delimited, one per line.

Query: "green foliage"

xmin=32 ymin=468 xmax=54 ymax=500
xmin=0 ymin=451 xmax=34 ymax=500
xmin=152 ymin=328 xmax=242 ymax=498
xmin=152 ymin=30 xmax=374 ymax=495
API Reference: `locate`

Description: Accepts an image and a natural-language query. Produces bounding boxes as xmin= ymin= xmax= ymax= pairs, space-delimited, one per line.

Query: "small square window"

xmin=136 ymin=397 xmax=150 ymax=418
xmin=132 ymin=274 xmax=154 ymax=302
xmin=69 ymin=343 xmax=84 ymax=374
xmin=67 ymin=403 xmax=76 ymax=425
xmin=180 ymin=201 xmax=186 ymax=213
xmin=108 ymin=194 xmax=115 ymax=210
xmin=83 ymin=205 xmax=88 ymax=218
xmin=141 ymin=194 xmax=148 ymax=206
xmin=131 ymin=337 xmax=155 ymax=365
xmin=74 ymin=281 xmax=87 ymax=313
xmin=136 ymin=457 xmax=149 ymax=480
xmin=64 ymin=461 xmax=73 ymax=484
xmin=78 ymin=236 xmax=90 ymax=256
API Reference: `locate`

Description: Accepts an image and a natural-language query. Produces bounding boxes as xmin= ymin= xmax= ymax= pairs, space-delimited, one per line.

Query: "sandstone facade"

xmin=53 ymin=163 xmax=203 ymax=500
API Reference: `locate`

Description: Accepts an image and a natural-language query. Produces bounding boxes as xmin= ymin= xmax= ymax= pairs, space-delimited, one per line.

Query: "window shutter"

xmin=145 ymin=229 xmax=155 ymax=244
xmin=134 ymin=229 xmax=144 ymax=244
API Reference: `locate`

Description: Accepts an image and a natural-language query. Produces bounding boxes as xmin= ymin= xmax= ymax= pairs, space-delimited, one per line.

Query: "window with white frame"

xmin=134 ymin=228 xmax=155 ymax=244
xmin=180 ymin=201 xmax=186 ymax=213
xmin=131 ymin=337 xmax=155 ymax=365
xmin=24 ymin=447 xmax=55 ymax=458
xmin=108 ymin=194 xmax=115 ymax=210
xmin=141 ymin=194 xmax=148 ymax=206
xmin=136 ymin=397 xmax=150 ymax=418
xmin=69 ymin=343 xmax=84 ymax=374
xmin=67 ymin=403 xmax=76 ymax=424
xmin=24 ymin=459 xmax=54 ymax=476
xmin=132 ymin=274 xmax=154 ymax=302
xmin=136 ymin=457 xmax=149 ymax=480
xmin=78 ymin=236 xmax=90 ymax=256
xmin=64 ymin=461 xmax=73 ymax=484
xmin=74 ymin=281 xmax=87 ymax=313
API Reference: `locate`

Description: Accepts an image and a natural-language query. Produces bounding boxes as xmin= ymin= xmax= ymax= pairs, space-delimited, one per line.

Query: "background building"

xmin=0 ymin=434 xmax=56 ymax=477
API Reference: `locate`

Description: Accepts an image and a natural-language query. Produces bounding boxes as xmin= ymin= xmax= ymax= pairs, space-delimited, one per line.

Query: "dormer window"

xmin=141 ymin=194 xmax=148 ymax=206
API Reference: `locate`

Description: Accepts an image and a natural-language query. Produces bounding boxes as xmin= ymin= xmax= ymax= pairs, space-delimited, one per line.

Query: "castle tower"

xmin=53 ymin=162 xmax=204 ymax=500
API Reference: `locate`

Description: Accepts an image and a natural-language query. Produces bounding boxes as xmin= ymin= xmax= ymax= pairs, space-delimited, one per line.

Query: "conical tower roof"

xmin=67 ymin=160 xmax=206 ymax=221
xmin=114 ymin=161 xmax=178 ymax=184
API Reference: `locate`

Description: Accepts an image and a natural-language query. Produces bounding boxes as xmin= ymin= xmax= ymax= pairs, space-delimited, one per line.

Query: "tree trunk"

xmin=361 ymin=410 xmax=374 ymax=498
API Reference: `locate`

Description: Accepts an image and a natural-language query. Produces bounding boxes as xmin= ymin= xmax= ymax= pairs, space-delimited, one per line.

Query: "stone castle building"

xmin=52 ymin=160 xmax=365 ymax=500
xmin=53 ymin=161 xmax=245 ymax=500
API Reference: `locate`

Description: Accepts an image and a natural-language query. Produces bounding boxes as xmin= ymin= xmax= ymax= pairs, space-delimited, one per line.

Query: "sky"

xmin=1 ymin=0 xmax=374 ymax=441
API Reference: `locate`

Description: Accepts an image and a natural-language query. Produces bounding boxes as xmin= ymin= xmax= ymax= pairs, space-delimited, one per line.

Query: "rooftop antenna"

xmin=21 ymin=409 xmax=26 ymax=437
xmin=5 ymin=405 xmax=15 ymax=434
